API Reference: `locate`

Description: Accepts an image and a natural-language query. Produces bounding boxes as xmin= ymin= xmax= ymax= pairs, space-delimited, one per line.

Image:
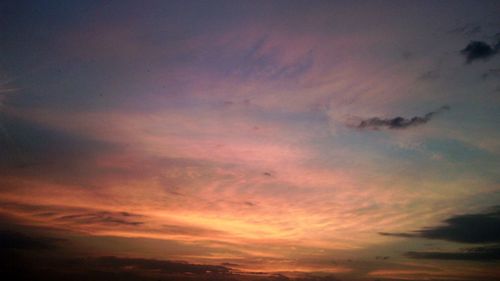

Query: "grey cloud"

xmin=354 ymin=106 xmax=450 ymax=130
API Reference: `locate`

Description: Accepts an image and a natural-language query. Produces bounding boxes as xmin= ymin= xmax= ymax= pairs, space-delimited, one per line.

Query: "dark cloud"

xmin=406 ymin=244 xmax=500 ymax=261
xmin=0 ymin=253 xmax=342 ymax=281
xmin=56 ymin=211 xmax=144 ymax=226
xmin=379 ymin=232 xmax=417 ymax=238
xmin=0 ymin=255 xmax=236 ymax=281
xmin=220 ymin=262 xmax=240 ymax=267
xmin=379 ymin=206 xmax=500 ymax=243
xmin=160 ymin=224 xmax=225 ymax=236
xmin=80 ymin=256 xmax=230 ymax=274
xmin=0 ymin=200 xmax=146 ymax=228
xmin=244 ymin=201 xmax=256 ymax=207
xmin=461 ymin=40 xmax=500 ymax=63
xmin=354 ymin=106 xmax=449 ymax=130
xmin=0 ymin=230 xmax=64 ymax=251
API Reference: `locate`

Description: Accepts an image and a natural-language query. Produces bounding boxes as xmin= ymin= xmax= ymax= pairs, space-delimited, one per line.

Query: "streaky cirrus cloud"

xmin=352 ymin=105 xmax=450 ymax=130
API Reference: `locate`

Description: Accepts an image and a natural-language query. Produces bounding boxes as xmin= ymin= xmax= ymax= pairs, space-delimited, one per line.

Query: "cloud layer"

xmin=1 ymin=1 xmax=500 ymax=281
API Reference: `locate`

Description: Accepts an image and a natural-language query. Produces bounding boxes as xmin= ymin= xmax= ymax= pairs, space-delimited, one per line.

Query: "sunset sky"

xmin=1 ymin=1 xmax=500 ymax=281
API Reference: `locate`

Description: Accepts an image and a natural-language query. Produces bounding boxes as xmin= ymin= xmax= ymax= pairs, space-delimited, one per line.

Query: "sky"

xmin=1 ymin=1 xmax=500 ymax=280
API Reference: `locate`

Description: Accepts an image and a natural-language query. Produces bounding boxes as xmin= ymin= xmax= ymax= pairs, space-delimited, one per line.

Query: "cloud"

xmin=481 ymin=68 xmax=500 ymax=79
xmin=0 ymin=201 xmax=146 ymax=230
xmin=449 ymin=24 xmax=482 ymax=36
xmin=378 ymin=232 xmax=416 ymax=238
xmin=0 ymin=254 xmax=237 ymax=281
xmin=379 ymin=206 xmax=500 ymax=243
xmin=0 ymin=253 xmax=342 ymax=281
xmin=353 ymin=106 xmax=450 ymax=130
xmin=160 ymin=224 xmax=226 ymax=236
xmin=0 ymin=230 xmax=64 ymax=250
xmin=83 ymin=256 xmax=231 ymax=274
xmin=56 ymin=211 xmax=144 ymax=226
xmin=406 ymin=244 xmax=500 ymax=261
xmin=460 ymin=40 xmax=500 ymax=63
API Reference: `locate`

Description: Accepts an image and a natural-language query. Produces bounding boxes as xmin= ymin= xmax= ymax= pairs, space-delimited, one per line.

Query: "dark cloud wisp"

xmin=0 ymin=200 xmax=146 ymax=228
xmin=56 ymin=211 xmax=144 ymax=226
xmin=354 ymin=106 xmax=449 ymax=130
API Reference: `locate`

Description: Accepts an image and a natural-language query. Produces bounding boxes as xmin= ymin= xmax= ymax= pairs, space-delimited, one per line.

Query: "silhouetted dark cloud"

xmin=83 ymin=256 xmax=231 ymax=274
xmin=0 ymin=253 xmax=344 ymax=281
xmin=354 ymin=106 xmax=449 ymax=130
xmin=461 ymin=40 xmax=500 ymax=63
xmin=0 ymin=230 xmax=64 ymax=250
xmin=379 ymin=207 xmax=500 ymax=243
xmin=406 ymin=244 xmax=500 ymax=261
xmin=0 ymin=255 xmax=236 ymax=281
